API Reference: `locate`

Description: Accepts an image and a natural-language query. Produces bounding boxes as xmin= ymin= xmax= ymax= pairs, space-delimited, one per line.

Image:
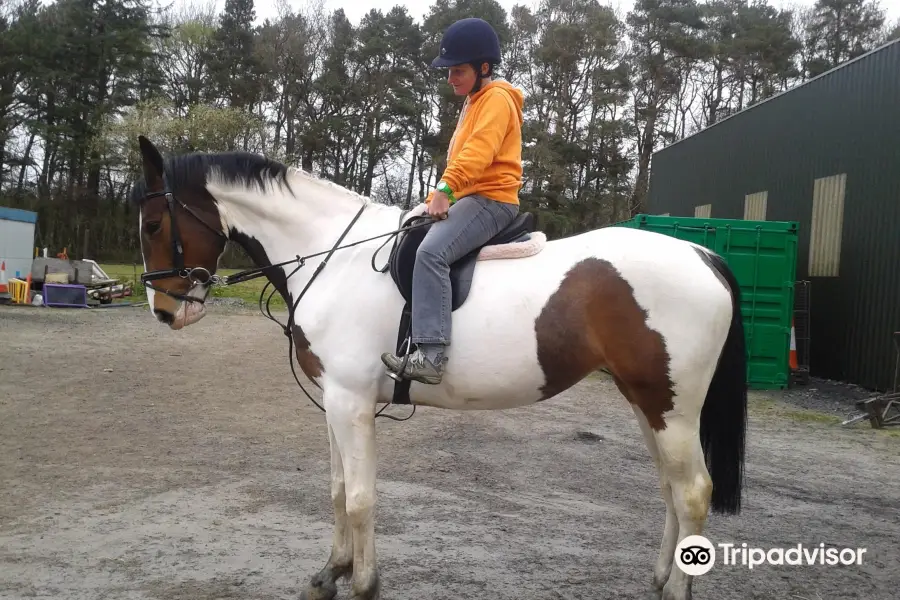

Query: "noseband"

xmin=140 ymin=190 xmax=228 ymax=304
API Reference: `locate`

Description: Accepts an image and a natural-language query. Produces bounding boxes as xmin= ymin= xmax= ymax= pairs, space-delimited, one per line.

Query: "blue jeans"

xmin=411 ymin=194 xmax=519 ymax=346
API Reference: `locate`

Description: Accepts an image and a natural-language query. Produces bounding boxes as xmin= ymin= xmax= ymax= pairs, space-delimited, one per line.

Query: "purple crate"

xmin=42 ymin=283 xmax=89 ymax=308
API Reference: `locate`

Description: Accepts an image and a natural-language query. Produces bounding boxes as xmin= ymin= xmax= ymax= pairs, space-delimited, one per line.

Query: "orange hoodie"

xmin=428 ymin=80 xmax=525 ymax=206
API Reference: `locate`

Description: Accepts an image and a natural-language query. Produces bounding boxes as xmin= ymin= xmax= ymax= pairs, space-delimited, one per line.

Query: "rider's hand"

xmin=428 ymin=191 xmax=450 ymax=219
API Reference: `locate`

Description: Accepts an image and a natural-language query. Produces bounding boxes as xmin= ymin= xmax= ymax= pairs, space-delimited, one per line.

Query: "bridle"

xmin=139 ymin=186 xmax=434 ymax=421
xmin=140 ymin=190 xmax=228 ymax=303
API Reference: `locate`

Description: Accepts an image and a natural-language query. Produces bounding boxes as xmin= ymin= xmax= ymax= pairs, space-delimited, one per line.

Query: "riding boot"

xmin=381 ymin=344 xmax=447 ymax=385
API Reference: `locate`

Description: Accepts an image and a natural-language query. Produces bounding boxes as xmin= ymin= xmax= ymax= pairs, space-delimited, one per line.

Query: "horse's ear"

xmin=138 ymin=135 xmax=165 ymax=188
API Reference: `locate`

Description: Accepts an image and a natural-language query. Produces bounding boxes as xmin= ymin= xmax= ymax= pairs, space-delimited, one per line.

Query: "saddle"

xmin=388 ymin=211 xmax=535 ymax=309
xmin=384 ymin=210 xmax=537 ymax=404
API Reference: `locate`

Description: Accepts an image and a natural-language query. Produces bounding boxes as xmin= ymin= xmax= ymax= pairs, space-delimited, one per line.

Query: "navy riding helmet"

xmin=431 ymin=17 xmax=501 ymax=73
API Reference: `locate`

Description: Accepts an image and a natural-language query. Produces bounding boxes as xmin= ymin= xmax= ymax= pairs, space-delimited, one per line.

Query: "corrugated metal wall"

xmin=646 ymin=40 xmax=900 ymax=391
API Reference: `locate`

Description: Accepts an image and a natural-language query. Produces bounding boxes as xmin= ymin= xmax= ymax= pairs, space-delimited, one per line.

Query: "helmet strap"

xmin=468 ymin=61 xmax=493 ymax=95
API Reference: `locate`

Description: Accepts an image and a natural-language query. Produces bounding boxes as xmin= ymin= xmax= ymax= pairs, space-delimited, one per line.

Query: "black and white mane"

xmin=130 ymin=150 xmax=294 ymax=203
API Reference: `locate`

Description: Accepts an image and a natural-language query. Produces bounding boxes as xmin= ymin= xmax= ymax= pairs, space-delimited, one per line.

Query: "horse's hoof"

xmin=299 ymin=576 xmax=338 ymax=600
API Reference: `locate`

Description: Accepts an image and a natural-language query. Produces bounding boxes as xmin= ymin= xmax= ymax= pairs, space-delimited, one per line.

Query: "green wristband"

xmin=437 ymin=181 xmax=456 ymax=204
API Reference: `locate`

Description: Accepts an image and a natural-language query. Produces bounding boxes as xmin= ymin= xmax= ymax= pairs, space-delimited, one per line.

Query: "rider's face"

xmin=447 ymin=64 xmax=481 ymax=95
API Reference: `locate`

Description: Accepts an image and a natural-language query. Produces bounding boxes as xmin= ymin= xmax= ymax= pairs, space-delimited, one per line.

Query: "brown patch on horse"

xmin=140 ymin=191 xmax=225 ymax=313
xmin=534 ymin=257 xmax=675 ymax=430
xmin=292 ymin=325 xmax=324 ymax=384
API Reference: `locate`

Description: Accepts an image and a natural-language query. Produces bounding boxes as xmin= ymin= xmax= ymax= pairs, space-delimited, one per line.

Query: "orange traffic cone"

xmin=0 ymin=261 xmax=7 ymax=294
xmin=789 ymin=317 xmax=799 ymax=371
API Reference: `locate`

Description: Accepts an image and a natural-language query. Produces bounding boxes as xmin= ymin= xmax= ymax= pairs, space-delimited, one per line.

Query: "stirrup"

xmin=385 ymin=336 xmax=413 ymax=381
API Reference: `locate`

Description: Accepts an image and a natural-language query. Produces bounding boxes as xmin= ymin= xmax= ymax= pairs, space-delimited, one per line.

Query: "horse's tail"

xmin=696 ymin=248 xmax=748 ymax=515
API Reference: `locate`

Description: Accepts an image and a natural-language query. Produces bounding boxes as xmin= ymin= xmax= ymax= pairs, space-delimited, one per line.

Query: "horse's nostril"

xmin=154 ymin=310 xmax=174 ymax=325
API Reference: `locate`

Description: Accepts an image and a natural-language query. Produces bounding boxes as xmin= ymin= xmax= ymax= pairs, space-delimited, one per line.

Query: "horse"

xmin=131 ymin=135 xmax=747 ymax=600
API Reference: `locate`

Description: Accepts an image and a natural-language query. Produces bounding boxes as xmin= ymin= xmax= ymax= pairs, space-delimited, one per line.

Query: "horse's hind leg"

xmin=617 ymin=376 xmax=710 ymax=600
xmin=302 ymin=424 xmax=353 ymax=600
xmin=630 ymin=405 xmax=679 ymax=591
xmin=654 ymin=412 xmax=712 ymax=600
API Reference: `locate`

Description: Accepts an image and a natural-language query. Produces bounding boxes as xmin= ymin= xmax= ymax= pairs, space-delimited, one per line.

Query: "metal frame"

xmin=791 ymin=280 xmax=811 ymax=386
xmin=842 ymin=332 xmax=900 ymax=429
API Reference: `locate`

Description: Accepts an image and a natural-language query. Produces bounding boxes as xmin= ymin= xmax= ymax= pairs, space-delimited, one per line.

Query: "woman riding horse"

xmin=381 ymin=17 xmax=525 ymax=385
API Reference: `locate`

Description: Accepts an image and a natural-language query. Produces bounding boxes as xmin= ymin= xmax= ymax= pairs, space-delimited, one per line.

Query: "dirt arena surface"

xmin=1 ymin=304 xmax=898 ymax=600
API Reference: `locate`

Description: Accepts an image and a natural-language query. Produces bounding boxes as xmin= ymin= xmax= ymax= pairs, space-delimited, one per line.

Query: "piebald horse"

xmin=132 ymin=135 xmax=746 ymax=600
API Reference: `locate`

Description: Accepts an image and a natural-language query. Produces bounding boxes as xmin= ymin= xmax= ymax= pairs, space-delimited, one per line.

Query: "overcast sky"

xmin=246 ymin=0 xmax=900 ymax=27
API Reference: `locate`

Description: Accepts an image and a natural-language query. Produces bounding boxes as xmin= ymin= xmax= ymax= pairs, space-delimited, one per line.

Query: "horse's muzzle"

xmin=175 ymin=300 xmax=207 ymax=330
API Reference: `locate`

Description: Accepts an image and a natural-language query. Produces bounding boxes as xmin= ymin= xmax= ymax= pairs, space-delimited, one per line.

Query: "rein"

xmin=141 ymin=187 xmax=432 ymax=422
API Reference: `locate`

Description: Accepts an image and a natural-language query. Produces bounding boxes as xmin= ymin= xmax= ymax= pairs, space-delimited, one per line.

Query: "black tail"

xmin=695 ymin=248 xmax=748 ymax=515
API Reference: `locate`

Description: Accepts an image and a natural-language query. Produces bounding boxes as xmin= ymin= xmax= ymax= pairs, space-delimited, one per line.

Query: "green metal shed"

xmin=614 ymin=214 xmax=799 ymax=390
xmin=645 ymin=39 xmax=900 ymax=392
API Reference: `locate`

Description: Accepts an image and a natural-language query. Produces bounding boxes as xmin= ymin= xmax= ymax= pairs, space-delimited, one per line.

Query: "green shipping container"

xmin=612 ymin=214 xmax=799 ymax=389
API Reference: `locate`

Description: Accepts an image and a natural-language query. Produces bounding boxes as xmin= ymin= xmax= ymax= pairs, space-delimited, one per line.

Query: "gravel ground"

xmin=0 ymin=304 xmax=898 ymax=600
xmin=771 ymin=376 xmax=879 ymax=419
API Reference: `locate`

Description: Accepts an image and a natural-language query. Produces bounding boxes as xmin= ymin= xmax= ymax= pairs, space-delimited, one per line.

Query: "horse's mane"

xmin=130 ymin=150 xmax=292 ymax=203
xmin=287 ymin=166 xmax=373 ymax=206
xmin=129 ymin=150 xmax=374 ymax=208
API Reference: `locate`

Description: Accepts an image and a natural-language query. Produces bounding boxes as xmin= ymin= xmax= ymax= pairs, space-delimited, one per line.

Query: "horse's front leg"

xmin=301 ymin=424 xmax=353 ymax=600
xmin=323 ymin=383 xmax=380 ymax=599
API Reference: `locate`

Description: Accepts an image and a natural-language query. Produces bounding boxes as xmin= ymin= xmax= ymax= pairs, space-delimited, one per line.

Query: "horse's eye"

xmin=145 ymin=221 xmax=161 ymax=235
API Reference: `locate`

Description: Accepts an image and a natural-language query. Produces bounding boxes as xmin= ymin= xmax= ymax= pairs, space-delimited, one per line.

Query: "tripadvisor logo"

xmin=675 ymin=535 xmax=716 ymax=576
xmin=675 ymin=535 xmax=867 ymax=574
